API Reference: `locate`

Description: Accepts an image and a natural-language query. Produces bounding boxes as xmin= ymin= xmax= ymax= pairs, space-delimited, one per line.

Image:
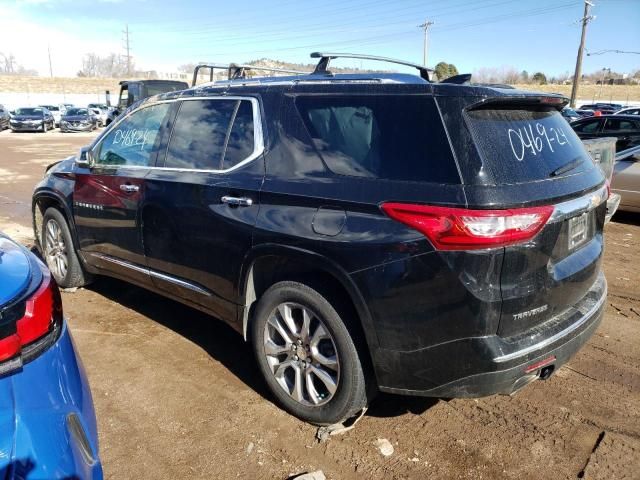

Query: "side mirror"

xmin=76 ymin=146 xmax=92 ymax=168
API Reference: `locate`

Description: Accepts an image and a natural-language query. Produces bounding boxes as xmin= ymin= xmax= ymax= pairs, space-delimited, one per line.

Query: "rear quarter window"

xmin=296 ymin=95 xmax=460 ymax=184
xmin=464 ymin=107 xmax=597 ymax=184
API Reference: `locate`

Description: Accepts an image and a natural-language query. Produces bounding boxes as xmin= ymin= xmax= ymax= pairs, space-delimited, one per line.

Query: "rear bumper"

xmin=0 ymin=321 xmax=103 ymax=479
xmin=375 ymin=272 xmax=606 ymax=397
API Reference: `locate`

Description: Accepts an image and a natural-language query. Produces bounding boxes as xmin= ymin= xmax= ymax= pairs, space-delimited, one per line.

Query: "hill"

xmin=2 ymin=70 xmax=639 ymax=103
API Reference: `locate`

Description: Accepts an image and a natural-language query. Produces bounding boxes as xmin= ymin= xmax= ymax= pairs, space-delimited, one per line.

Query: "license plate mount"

xmin=568 ymin=212 xmax=589 ymax=250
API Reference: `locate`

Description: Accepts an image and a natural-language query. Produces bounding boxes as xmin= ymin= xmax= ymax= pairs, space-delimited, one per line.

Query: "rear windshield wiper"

xmin=550 ymin=156 xmax=584 ymax=177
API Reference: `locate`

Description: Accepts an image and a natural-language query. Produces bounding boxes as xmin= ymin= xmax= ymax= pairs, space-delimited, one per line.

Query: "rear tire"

xmin=251 ymin=281 xmax=368 ymax=425
xmin=41 ymin=208 xmax=92 ymax=288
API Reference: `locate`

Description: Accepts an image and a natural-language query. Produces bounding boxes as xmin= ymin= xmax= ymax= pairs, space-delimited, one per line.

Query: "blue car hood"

xmin=0 ymin=236 xmax=31 ymax=307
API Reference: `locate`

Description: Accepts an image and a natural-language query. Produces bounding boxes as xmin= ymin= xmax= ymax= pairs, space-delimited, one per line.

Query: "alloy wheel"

xmin=263 ymin=302 xmax=340 ymax=406
xmin=44 ymin=218 xmax=68 ymax=281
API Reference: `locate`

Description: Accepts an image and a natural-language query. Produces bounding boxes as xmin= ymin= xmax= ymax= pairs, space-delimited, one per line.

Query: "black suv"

xmin=571 ymin=114 xmax=640 ymax=152
xmin=33 ymin=53 xmax=607 ymax=425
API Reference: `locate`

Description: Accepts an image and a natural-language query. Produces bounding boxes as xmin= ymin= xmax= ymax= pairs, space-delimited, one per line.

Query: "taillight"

xmin=0 ymin=270 xmax=62 ymax=363
xmin=381 ymin=203 xmax=554 ymax=250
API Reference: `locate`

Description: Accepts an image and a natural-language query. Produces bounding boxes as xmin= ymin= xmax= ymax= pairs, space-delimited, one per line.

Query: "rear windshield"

xmin=465 ymin=107 xmax=593 ymax=184
xmin=296 ymin=95 xmax=460 ymax=183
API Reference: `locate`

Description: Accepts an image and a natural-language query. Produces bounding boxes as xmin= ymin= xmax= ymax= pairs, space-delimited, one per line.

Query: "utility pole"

xmin=569 ymin=0 xmax=595 ymax=107
xmin=417 ymin=19 xmax=434 ymax=67
xmin=47 ymin=44 xmax=53 ymax=77
xmin=123 ymin=24 xmax=132 ymax=76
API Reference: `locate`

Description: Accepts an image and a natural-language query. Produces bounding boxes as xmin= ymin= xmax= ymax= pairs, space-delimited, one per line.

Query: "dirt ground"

xmin=0 ymin=129 xmax=639 ymax=480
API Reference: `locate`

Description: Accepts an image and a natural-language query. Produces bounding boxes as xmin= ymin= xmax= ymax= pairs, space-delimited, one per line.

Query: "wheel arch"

xmin=32 ymin=190 xmax=79 ymax=251
xmin=238 ymin=244 xmax=380 ymax=361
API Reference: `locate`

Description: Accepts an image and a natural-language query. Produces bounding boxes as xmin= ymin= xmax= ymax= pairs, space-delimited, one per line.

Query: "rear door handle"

xmin=221 ymin=195 xmax=253 ymax=207
xmin=119 ymin=184 xmax=140 ymax=193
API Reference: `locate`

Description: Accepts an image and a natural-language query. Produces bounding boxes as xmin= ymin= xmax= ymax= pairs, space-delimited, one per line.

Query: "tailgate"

xmin=444 ymin=95 xmax=608 ymax=337
xmin=499 ymin=186 xmax=607 ymax=336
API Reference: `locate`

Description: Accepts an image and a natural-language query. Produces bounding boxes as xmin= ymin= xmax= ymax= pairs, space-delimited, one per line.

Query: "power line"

xmin=156 ymin=2 xmax=580 ymax=58
xmin=587 ymin=49 xmax=640 ymax=56
xmin=134 ymin=0 xmax=501 ymax=37
xmin=570 ymin=0 xmax=595 ymax=108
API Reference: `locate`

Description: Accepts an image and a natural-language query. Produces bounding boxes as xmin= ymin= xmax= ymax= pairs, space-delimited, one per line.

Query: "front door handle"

xmin=119 ymin=184 xmax=140 ymax=193
xmin=221 ymin=195 xmax=253 ymax=207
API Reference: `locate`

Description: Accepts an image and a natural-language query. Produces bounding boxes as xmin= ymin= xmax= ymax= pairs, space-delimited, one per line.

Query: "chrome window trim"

xmin=548 ymin=184 xmax=608 ymax=224
xmin=91 ymin=96 xmax=264 ymax=174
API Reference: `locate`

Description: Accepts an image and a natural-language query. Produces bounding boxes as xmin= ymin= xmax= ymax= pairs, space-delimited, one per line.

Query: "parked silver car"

xmin=612 ymin=153 xmax=640 ymax=213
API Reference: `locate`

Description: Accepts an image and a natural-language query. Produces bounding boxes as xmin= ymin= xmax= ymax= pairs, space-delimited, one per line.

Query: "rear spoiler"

xmin=466 ymin=95 xmax=569 ymax=111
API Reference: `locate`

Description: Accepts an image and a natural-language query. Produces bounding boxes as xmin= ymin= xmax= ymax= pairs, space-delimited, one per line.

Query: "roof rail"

xmin=192 ymin=63 xmax=308 ymax=86
xmin=310 ymin=52 xmax=432 ymax=81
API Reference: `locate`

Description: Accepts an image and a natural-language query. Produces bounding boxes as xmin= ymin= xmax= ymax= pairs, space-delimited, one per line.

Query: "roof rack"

xmin=192 ymin=63 xmax=307 ymax=86
xmin=192 ymin=64 xmax=232 ymax=87
xmin=228 ymin=63 xmax=307 ymax=80
xmin=310 ymin=52 xmax=432 ymax=81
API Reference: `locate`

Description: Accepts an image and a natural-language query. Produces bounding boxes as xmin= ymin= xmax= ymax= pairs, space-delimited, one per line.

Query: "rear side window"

xmin=603 ymin=118 xmax=638 ymax=132
xmin=296 ymin=95 xmax=460 ymax=183
xmin=573 ymin=119 xmax=601 ymax=133
xmin=465 ymin=107 xmax=596 ymax=184
xmin=165 ymin=99 xmax=256 ymax=170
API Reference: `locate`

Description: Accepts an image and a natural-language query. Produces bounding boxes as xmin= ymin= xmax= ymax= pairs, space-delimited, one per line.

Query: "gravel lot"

xmin=1 ymin=129 xmax=639 ymax=480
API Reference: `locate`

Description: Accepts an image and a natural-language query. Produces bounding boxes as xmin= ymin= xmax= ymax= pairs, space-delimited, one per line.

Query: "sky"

xmin=1 ymin=0 xmax=639 ymax=78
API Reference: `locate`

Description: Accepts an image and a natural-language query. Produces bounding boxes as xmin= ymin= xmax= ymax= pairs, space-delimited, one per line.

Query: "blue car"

xmin=0 ymin=234 xmax=102 ymax=479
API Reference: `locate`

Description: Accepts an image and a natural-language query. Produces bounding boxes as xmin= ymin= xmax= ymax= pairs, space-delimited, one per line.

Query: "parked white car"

xmin=87 ymin=103 xmax=109 ymax=127
xmin=615 ymin=107 xmax=640 ymax=116
xmin=89 ymin=107 xmax=107 ymax=127
xmin=38 ymin=105 xmax=63 ymax=127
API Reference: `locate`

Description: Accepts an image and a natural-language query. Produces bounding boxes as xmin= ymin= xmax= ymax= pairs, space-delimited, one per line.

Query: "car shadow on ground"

xmin=86 ymin=276 xmax=272 ymax=399
xmin=86 ymin=276 xmax=440 ymax=419
xmin=366 ymin=394 xmax=440 ymax=418
xmin=611 ymin=210 xmax=640 ymax=226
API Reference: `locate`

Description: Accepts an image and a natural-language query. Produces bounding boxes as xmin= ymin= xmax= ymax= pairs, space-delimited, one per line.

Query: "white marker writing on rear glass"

xmin=508 ymin=122 xmax=571 ymax=161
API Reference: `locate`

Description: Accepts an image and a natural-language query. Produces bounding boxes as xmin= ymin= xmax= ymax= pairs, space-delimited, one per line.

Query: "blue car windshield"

xmin=66 ymin=108 xmax=88 ymax=116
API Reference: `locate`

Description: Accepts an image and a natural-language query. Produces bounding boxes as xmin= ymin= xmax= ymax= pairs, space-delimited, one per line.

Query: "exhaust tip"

xmin=539 ymin=365 xmax=555 ymax=380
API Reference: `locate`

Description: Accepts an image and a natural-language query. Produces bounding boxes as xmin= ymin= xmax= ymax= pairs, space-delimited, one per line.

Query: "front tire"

xmin=42 ymin=122 xmax=47 ymax=133
xmin=251 ymin=281 xmax=368 ymax=425
xmin=42 ymin=208 xmax=92 ymax=288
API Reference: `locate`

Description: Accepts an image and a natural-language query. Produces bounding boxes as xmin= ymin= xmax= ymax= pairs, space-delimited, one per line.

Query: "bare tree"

xmin=77 ymin=52 xmax=135 ymax=77
xmin=0 ymin=52 xmax=34 ymax=75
